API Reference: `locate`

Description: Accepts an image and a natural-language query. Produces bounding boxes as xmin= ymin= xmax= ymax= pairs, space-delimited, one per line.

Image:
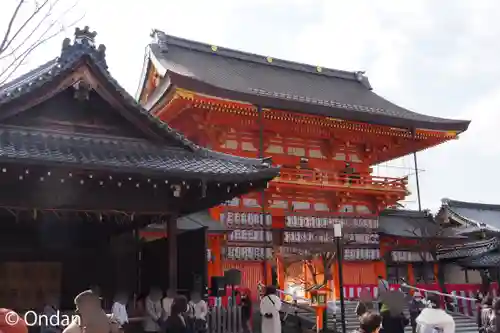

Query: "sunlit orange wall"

xmin=341 ymin=262 xmax=378 ymax=284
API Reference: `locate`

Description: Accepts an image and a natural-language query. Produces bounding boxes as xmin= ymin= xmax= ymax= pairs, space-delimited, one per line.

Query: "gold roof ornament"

xmin=266 ymin=57 xmax=273 ymax=63
xmin=211 ymin=45 xmax=218 ymax=52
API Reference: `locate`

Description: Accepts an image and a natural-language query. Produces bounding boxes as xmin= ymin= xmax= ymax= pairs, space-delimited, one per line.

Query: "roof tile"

xmin=148 ymin=30 xmax=470 ymax=132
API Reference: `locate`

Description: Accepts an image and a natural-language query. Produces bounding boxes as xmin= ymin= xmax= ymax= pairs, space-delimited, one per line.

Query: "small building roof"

xmin=145 ymin=30 xmax=470 ymax=132
xmin=0 ymin=27 xmax=278 ymax=183
xmin=145 ymin=211 xmax=226 ymax=234
xmin=378 ymin=209 xmax=441 ymax=238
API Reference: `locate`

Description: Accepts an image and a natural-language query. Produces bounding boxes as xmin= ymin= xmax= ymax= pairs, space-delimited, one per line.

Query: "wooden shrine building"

xmin=0 ymin=27 xmax=278 ymax=311
xmin=436 ymin=199 xmax=500 ymax=285
xmin=137 ymin=30 xmax=471 ymax=296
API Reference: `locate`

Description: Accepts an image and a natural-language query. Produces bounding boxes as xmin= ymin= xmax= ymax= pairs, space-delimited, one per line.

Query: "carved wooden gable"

xmin=4 ymin=87 xmax=146 ymax=139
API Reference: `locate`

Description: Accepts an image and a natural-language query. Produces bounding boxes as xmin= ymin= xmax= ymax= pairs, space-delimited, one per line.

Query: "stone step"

xmin=282 ymin=302 xmax=479 ymax=333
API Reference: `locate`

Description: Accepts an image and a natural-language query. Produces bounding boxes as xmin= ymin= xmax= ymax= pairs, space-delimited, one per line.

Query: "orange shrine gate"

xmin=137 ymin=30 xmax=470 ymax=299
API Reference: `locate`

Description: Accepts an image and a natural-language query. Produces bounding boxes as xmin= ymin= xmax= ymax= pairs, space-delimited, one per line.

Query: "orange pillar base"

xmin=316 ymin=308 xmax=324 ymax=330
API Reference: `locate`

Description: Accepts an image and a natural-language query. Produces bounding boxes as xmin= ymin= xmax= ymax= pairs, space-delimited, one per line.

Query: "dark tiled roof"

xmin=0 ymin=27 xmax=278 ymax=181
xmin=378 ymin=209 xmax=440 ymax=237
xmin=0 ymin=126 xmax=276 ymax=181
xmin=145 ymin=211 xmax=226 ymax=233
xmin=147 ymin=30 xmax=470 ymax=132
xmin=458 ymin=251 xmax=500 ymax=268
xmin=441 ymin=198 xmax=500 ymax=232
xmin=436 ymin=237 xmax=499 ymax=260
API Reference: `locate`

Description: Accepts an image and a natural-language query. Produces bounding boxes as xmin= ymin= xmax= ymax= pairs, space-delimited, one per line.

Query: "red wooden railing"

xmin=274 ymin=167 xmax=408 ymax=192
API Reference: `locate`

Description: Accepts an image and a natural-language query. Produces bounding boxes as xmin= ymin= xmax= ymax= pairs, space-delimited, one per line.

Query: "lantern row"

xmin=227 ymin=229 xmax=379 ymax=245
xmin=223 ymin=247 xmax=382 ymax=261
xmin=221 ymin=211 xmax=379 ymax=229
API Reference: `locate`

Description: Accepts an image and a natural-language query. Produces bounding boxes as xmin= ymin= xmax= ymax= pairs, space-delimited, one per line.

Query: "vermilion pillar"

xmin=277 ymin=255 xmax=285 ymax=290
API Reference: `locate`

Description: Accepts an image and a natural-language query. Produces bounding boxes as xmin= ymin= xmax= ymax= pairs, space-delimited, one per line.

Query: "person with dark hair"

xmin=351 ymin=312 xmax=382 ymax=333
xmin=415 ymin=294 xmax=454 ymax=333
xmin=260 ymin=286 xmax=281 ymax=333
xmin=238 ymin=291 xmax=252 ymax=333
xmin=377 ymin=275 xmax=389 ymax=311
xmin=380 ymin=303 xmax=409 ymax=333
xmin=165 ymin=296 xmax=189 ymax=333
xmin=479 ymin=294 xmax=494 ymax=331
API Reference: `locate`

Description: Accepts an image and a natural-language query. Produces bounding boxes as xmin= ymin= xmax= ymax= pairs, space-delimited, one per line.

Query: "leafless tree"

xmin=0 ymin=0 xmax=84 ymax=84
xmin=281 ymin=237 xmax=351 ymax=289
xmin=402 ymin=213 xmax=461 ymax=292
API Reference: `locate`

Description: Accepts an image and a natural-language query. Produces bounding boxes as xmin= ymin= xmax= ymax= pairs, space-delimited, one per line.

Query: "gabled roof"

xmin=145 ymin=30 xmax=470 ymax=132
xmin=439 ymin=198 xmax=500 ymax=233
xmin=0 ymin=27 xmax=278 ymax=182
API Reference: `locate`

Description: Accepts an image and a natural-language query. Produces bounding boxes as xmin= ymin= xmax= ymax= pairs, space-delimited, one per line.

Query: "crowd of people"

xmin=1 ymin=286 xmax=214 ymax=333
xmin=353 ymin=291 xmax=455 ymax=333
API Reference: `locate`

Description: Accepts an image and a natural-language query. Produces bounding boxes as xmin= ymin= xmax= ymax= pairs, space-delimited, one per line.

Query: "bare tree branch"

xmin=0 ymin=0 xmax=52 ymax=54
xmin=0 ymin=0 xmax=26 ymax=52
xmin=0 ymin=0 xmax=84 ymax=84
xmin=0 ymin=0 xmax=58 ymax=61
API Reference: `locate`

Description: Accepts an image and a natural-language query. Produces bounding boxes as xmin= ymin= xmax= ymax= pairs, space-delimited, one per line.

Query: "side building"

xmin=137 ymin=30 xmax=471 ymax=296
xmin=0 ymin=27 xmax=278 ymax=310
xmin=437 ymin=199 xmax=500 ymax=286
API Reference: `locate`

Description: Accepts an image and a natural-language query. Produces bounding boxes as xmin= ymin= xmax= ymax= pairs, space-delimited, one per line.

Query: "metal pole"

xmin=413 ymin=152 xmax=422 ymax=212
xmin=412 ymin=130 xmax=422 ymax=212
xmin=336 ymin=237 xmax=346 ymax=333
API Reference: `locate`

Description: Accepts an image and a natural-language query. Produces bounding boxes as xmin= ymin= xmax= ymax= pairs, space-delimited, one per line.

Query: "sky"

xmin=1 ymin=0 xmax=500 ymax=212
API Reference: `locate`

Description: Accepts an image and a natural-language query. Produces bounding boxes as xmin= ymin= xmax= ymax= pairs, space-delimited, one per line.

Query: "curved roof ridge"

xmin=151 ymin=29 xmax=372 ymax=88
xmin=147 ymin=32 xmax=471 ymax=133
xmin=442 ymin=198 xmax=500 ymax=211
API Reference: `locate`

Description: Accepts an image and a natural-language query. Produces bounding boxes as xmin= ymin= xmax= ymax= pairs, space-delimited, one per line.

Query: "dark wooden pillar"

xmin=167 ymin=215 xmax=178 ymax=291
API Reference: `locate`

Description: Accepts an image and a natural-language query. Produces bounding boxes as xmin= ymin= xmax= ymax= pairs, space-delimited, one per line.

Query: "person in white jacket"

xmin=188 ymin=291 xmax=208 ymax=333
xmin=162 ymin=289 xmax=176 ymax=320
xmin=416 ymin=294 xmax=455 ymax=333
xmin=260 ymin=286 xmax=281 ymax=333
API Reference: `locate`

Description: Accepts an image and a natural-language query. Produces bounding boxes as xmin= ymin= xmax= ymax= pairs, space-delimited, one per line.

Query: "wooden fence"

xmin=207 ymin=305 xmax=244 ymax=333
